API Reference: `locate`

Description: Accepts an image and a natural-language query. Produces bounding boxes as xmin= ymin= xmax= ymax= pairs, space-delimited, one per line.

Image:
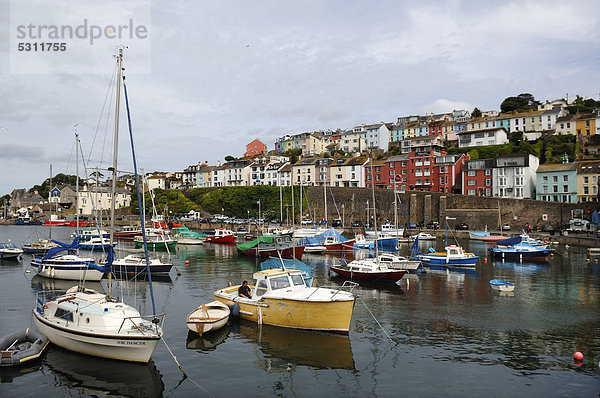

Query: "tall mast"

xmin=323 ymin=182 xmax=327 ymax=227
xmin=75 ymin=133 xmax=79 ymax=232
xmin=370 ymin=151 xmax=379 ymax=261
xmin=108 ymin=48 xmax=123 ymax=298
xmin=49 ymin=164 xmax=53 ymax=240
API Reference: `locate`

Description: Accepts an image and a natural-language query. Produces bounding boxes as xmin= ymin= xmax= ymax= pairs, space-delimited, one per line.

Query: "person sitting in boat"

xmin=238 ymin=280 xmax=252 ymax=299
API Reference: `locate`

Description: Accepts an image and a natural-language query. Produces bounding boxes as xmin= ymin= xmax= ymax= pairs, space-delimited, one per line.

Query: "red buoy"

xmin=574 ymin=352 xmax=583 ymax=360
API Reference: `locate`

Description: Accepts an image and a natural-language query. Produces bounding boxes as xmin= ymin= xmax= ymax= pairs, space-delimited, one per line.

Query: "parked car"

xmin=426 ymin=221 xmax=440 ymax=230
xmin=332 ymin=219 xmax=342 ymax=227
xmin=363 ymin=222 xmax=373 ymax=228
xmin=455 ymin=223 xmax=469 ymax=230
xmin=351 ymin=220 xmax=361 ymax=228
xmin=407 ymin=222 xmax=418 ymax=229
xmin=541 ymin=224 xmax=555 ymax=232
xmin=301 ymin=219 xmax=313 ymax=225
xmin=500 ymin=223 xmax=511 ymax=231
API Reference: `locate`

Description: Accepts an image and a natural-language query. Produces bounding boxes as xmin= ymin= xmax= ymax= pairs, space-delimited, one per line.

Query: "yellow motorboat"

xmin=214 ymin=268 xmax=357 ymax=334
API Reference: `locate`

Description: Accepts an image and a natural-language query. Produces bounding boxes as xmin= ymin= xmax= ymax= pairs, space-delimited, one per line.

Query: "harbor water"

xmin=0 ymin=225 xmax=598 ymax=397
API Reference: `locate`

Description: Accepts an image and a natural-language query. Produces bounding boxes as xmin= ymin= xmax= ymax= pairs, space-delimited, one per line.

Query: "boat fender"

xmin=429 ymin=247 xmax=435 ymax=253
xmin=231 ymin=303 xmax=240 ymax=317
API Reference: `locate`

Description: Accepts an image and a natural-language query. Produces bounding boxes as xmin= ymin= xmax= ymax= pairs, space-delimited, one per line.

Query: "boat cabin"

xmin=214 ymin=229 xmax=235 ymax=237
xmin=252 ymin=269 xmax=307 ymax=299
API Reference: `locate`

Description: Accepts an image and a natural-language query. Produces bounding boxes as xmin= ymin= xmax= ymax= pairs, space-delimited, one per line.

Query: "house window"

xmin=553 ymin=176 xmax=558 ymax=182
xmin=467 ymin=180 xmax=476 ymax=186
xmin=543 ymin=176 xmax=548 ymax=182
xmin=467 ymin=170 xmax=476 ymax=177
xmin=485 ymin=179 xmax=491 ymax=186
xmin=467 ymin=189 xmax=476 ymax=195
xmin=484 ymin=169 xmax=491 ymax=176
xmin=584 ymin=186 xmax=589 ymax=194
xmin=563 ymin=175 xmax=568 ymax=182
xmin=584 ymin=176 xmax=589 ymax=184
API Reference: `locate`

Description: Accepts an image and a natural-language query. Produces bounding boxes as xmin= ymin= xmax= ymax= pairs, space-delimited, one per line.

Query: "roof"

xmin=577 ymin=161 xmax=600 ymax=173
xmin=253 ymin=268 xmax=301 ymax=277
xmin=385 ymin=155 xmax=409 ymax=162
xmin=536 ymin=163 xmax=578 ymax=173
xmin=403 ymin=134 xmax=443 ymax=141
xmin=279 ymin=164 xmax=292 ymax=172
xmin=293 ymin=157 xmax=319 ymax=166
xmin=330 ymin=156 xmax=368 ymax=167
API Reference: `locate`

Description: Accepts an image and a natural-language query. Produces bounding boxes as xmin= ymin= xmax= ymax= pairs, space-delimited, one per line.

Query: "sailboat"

xmin=31 ymin=136 xmax=105 ymax=281
xmin=32 ymin=49 xmax=164 ymax=362
xmin=331 ymin=153 xmax=409 ymax=283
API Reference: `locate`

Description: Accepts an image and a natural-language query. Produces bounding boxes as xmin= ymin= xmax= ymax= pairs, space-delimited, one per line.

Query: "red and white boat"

xmin=114 ymin=225 xmax=143 ymax=240
xmin=205 ymin=228 xmax=236 ymax=244
xmin=482 ymin=235 xmax=507 ymax=242
xmin=323 ymin=236 xmax=355 ymax=253
xmin=330 ymin=258 xmax=407 ymax=282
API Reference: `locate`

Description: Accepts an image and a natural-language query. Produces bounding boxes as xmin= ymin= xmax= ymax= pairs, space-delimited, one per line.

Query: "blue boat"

xmin=416 ymin=245 xmax=480 ymax=266
xmin=491 ymin=241 xmax=551 ymax=261
xmin=489 ymin=279 xmax=515 ymax=292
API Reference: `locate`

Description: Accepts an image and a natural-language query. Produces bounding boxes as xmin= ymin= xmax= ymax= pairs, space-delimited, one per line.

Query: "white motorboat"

xmin=0 ymin=243 xmax=24 ymax=260
xmin=377 ymin=253 xmax=421 ymax=272
xmin=186 ymin=301 xmax=230 ymax=335
xmin=365 ymin=222 xmax=404 ymax=239
xmin=412 ymin=232 xmax=436 ymax=241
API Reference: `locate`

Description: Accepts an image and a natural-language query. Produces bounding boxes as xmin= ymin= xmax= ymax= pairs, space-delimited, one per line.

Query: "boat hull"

xmin=330 ymin=265 xmax=407 ymax=282
xmin=214 ymin=294 xmax=354 ymax=334
xmin=186 ymin=302 xmax=230 ymax=335
xmin=419 ymin=255 xmax=479 ymax=266
xmin=205 ymin=235 xmax=236 ymax=244
xmin=33 ymin=311 xmax=159 ymax=363
xmin=31 ymin=259 xmax=104 ymax=281
xmin=134 ymin=240 xmax=177 ymax=251
xmin=237 ymin=245 xmax=305 ymax=259
xmin=491 ymin=250 xmax=550 ymax=260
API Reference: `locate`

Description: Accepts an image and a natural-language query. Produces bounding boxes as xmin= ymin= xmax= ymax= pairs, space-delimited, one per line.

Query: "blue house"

xmin=535 ymin=163 xmax=578 ymax=203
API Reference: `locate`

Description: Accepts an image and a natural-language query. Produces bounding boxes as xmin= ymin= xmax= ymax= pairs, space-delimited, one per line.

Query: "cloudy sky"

xmin=1 ymin=0 xmax=599 ymax=196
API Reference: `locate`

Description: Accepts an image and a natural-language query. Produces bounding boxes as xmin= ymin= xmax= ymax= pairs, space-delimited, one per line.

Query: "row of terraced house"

xmin=168 ymin=98 xmax=600 ymax=203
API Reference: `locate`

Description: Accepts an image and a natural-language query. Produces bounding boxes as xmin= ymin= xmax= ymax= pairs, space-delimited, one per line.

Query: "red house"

xmin=244 ymin=139 xmax=267 ymax=158
xmin=366 ymin=151 xmax=468 ymax=193
xmin=462 ymin=158 xmax=494 ymax=196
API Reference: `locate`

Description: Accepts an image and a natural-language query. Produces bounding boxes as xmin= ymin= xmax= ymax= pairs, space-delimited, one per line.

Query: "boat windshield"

xmin=269 ymin=275 xmax=291 ymax=290
xmin=290 ymin=273 xmax=304 ymax=286
xmin=255 ymin=280 xmax=268 ymax=297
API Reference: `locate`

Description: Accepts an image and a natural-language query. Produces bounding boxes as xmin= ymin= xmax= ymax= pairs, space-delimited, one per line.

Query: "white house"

xmin=329 ymin=156 xmax=369 ymax=188
xmin=78 ymin=186 xmax=131 ymax=215
xmin=492 ymin=154 xmax=539 ymax=199
xmin=457 ymin=127 xmax=509 ymax=148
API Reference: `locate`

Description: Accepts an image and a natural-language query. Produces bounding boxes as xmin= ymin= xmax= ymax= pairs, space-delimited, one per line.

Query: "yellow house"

xmin=575 ymin=113 xmax=596 ymax=137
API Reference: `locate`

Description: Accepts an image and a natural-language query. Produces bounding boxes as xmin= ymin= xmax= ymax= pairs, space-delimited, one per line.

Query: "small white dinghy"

xmin=489 ymin=279 xmax=515 ymax=292
xmin=186 ymin=301 xmax=230 ymax=335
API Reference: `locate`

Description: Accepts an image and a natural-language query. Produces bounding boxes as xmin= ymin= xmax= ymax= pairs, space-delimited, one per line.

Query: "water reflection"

xmin=0 ymin=363 xmax=41 ymax=383
xmin=44 ymin=347 xmax=164 ymax=398
xmin=186 ymin=325 xmax=231 ymax=352
xmin=233 ymin=320 xmax=355 ymax=371
xmin=30 ymin=274 xmax=105 ymax=294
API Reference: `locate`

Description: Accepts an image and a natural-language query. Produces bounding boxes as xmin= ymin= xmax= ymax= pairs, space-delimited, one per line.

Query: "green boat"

xmin=171 ymin=225 xmax=206 ymax=245
xmin=134 ymin=234 xmax=177 ymax=251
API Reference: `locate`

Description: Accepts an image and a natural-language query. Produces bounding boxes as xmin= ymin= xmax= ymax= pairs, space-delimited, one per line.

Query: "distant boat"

xmin=134 ymin=233 xmax=177 ymax=251
xmin=31 ymin=239 xmax=104 ymax=281
xmin=489 ymin=279 xmax=515 ymax=292
xmin=469 ymin=231 xmax=491 ymax=240
xmin=186 ymin=301 xmax=230 ymax=335
xmin=330 ymin=257 xmax=407 ymax=282
xmin=79 ymin=237 xmax=115 ymax=251
xmin=22 ymin=239 xmax=59 ymax=255
xmin=417 ymin=245 xmax=479 ymax=267
xmin=114 ymin=225 xmax=143 ymax=240
xmin=491 ymin=241 xmax=552 ymax=261
xmin=0 ymin=242 xmax=24 ymax=260
xmin=110 ymin=254 xmax=173 ymax=278
xmin=412 ymin=232 xmax=436 ymax=241
xmin=172 ymin=225 xmax=206 ymax=245
xmin=482 ymin=235 xmax=507 ymax=242
xmin=237 ymin=235 xmax=304 ymax=259
xmin=205 ymin=228 xmax=236 ymax=244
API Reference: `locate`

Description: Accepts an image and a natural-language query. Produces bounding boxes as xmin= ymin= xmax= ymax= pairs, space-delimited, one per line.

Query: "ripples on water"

xmin=0 ymin=225 xmax=598 ymax=397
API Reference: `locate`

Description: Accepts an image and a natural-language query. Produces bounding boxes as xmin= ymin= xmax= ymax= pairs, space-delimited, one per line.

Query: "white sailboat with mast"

xmin=33 ymin=49 xmax=164 ymax=362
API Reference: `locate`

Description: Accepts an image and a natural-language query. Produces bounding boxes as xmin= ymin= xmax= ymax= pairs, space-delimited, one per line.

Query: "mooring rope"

xmin=161 ymin=336 xmax=215 ymax=397
xmin=358 ymin=298 xmax=395 ymax=344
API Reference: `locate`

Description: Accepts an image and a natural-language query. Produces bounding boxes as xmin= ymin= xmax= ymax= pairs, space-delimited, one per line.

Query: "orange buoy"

xmin=484 ymin=258 xmax=487 ymax=263
xmin=574 ymin=352 xmax=583 ymax=360
xmin=185 ymin=260 xmax=189 ymax=266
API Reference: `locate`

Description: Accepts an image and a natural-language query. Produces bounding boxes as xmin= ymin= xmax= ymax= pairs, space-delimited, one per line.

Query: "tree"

xmin=471 ymin=107 xmax=482 ymax=118
xmin=500 ymin=93 xmax=540 ymax=113
xmin=509 ymin=131 xmax=524 ymax=145
xmin=224 ymin=155 xmax=236 ymax=162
